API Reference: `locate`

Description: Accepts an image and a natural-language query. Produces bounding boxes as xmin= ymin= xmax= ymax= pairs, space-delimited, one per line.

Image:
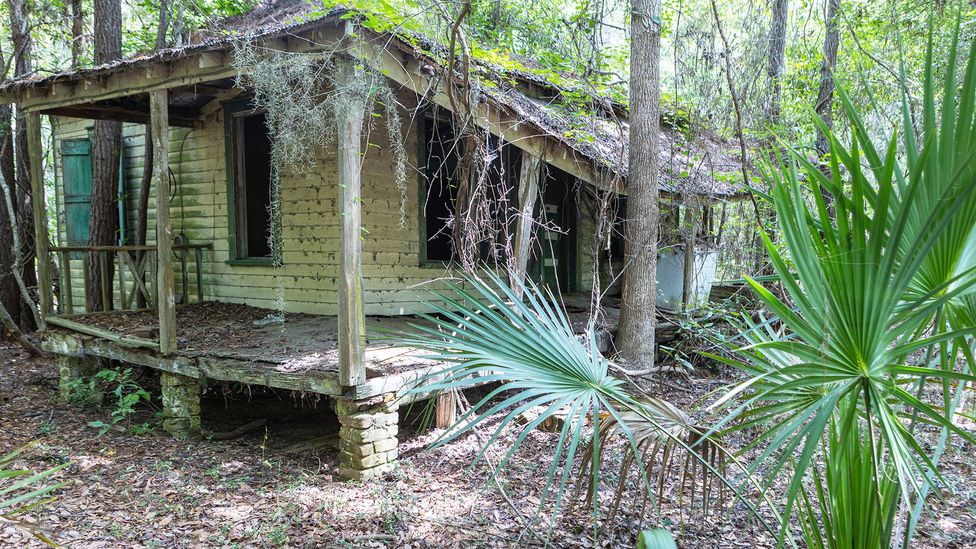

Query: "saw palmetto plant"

xmin=575 ymin=398 xmax=725 ymax=525
xmin=398 ymin=270 xmax=769 ymax=539
xmin=399 ymin=16 xmax=975 ymax=547
xmin=0 ymin=444 xmax=68 ymax=547
xmin=708 ymin=17 xmax=976 ymax=549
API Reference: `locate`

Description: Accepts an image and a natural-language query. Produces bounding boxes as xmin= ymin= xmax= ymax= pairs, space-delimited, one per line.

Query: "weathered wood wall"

xmin=52 ymin=117 xmax=211 ymax=313
xmin=51 ymin=89 xmax=596 ymax=316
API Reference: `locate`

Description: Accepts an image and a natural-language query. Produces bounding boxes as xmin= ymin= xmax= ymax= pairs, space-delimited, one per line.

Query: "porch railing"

xmin=45 ymin=242 xmax=213 ymax=350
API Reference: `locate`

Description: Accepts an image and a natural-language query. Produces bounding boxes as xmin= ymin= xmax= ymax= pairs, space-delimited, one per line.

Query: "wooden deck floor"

xmin=43 ymin=302 xmax=444 ymax=400
xmin=42 ymin=298 xmax=653 ymax=402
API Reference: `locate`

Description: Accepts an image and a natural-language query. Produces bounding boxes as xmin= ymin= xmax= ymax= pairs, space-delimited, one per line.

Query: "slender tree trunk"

xmin=0 ymin=43 xmax=19 ymax=333
xmin=136 ymin=132 xmax=153 ymax=250
xmin=766 ymin=0 xmax=788 ymax=124
xmin=87 ymin=0 xmax=123 ymax=312
xmin=8 ymin=0 xmax=37 ymax=331
xmin=814 ymin=0 xmax=840 ymax=216
xmin=814 ymin=0 xmax=840 ymax=161
xmin=134 ymin=0 xmax=170 ymax=307
xmin=759 ymin=0 xmax=788 ymax=275
xmin=70 ymin=0 xmax=85 ymax=67
xmin=155 ymin=0 xmax=170 ymax=51
xmin=0 ymin=126 xmax=15 ymax=332
xmin=137 ymin=0 xmax=170 ymax=249
xmin=616 ymin=0 xmax=661 ymax=373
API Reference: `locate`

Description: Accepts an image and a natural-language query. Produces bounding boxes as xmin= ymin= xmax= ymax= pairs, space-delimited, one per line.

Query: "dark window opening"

xmin=609 ymin=195 xmax=626 ymax=260
xmin=231 ymin=111 xmax=273 ymax=259
xmin=477 ymin=134 xmax=519 ymax=264
xmin=422 ymin=115 xmax=461 ymax=262
xmin=527 ymin=166 xmax=579 ymax=292
xmin=420 ymin=113 xmax=518 ymax=264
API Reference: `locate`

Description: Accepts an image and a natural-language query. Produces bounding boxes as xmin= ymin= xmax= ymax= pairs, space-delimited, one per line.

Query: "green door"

xmin=61 ymin=138 xmax=92 ymax=250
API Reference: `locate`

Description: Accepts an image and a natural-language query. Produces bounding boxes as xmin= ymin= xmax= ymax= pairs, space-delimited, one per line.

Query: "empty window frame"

xmin=419 ymin=113 xmax=518 ymax=264
xmin=227 ymin=107 xmax=274 ymax=260
xmin=420 ymin=114 xmax=462 ymax=263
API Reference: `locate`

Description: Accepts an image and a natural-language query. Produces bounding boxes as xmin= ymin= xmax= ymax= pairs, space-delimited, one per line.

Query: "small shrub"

xmin=88 ymin=368 xmax=154 ymax=436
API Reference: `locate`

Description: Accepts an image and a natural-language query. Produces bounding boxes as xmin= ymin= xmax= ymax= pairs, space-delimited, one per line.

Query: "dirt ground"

xmin=1 ymin=342 xmax=974 ymax=548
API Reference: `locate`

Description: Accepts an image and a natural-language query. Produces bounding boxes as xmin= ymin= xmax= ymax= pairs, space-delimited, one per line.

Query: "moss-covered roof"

xmin=0 ymin=0 xmax=746 ymax=197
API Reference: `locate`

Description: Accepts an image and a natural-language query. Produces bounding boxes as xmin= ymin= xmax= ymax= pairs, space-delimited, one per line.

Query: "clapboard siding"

xmin=51 ymin=89 xmax=592 ymax=317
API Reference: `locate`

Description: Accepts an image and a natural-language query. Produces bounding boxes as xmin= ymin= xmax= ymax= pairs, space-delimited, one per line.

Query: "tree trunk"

xmin=136 ymin=129 xmax=153 ymax=251
xmin=87 ymin=0 xmax=123 ymax=312
xmin=8 ymin=0 xmax=37 ymax=331
xmin=616 ymin=0 xmax=661 ymax=372
xmin=134 ymin=0 xmax=169 ymax=307
xmin=70 ymin=0 xmax=85 ymax=67
xmin=0 ymin=44 xmax=19 ymax=333
xmin=156 ymin=0 xmax=170 ymax=50
xmin=814 ymin=0 xmax=840 ymax=215
xmin=814 ymin=0 xmax=840 ymax=161
xmin=766 ymin=0 xmax=788 ymax=124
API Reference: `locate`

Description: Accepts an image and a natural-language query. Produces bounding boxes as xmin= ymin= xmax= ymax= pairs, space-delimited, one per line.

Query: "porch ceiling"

xmin=38 ymin=80 xmax=238 ymax=127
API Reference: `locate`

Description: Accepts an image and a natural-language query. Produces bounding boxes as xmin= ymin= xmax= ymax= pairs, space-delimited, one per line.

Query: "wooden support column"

xmin=434 ymin=391 xmax=457 ymax=429
xmin=151 ymin=90 xmax=177 ymax=353
xmin=336 ymin=57 xmax=367 ymax=388
xmin=681 ymin=197 xmax=698 ymax=312
xmin=26 ymin=112 xmax=52 ymax=322
xmin=513 ymin=152 xmax=542 ymax=291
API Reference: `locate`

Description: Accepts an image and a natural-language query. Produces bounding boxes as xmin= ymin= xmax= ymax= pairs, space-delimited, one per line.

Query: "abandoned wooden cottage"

xmin=0 ymin=6 xmax=742 ymax=479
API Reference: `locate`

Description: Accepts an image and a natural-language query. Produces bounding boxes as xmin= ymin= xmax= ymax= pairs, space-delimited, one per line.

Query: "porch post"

xmin=681 ymin=196 xmax=698 ymax=311
xmin=336 ymin=57 xmax=367 ymax=387
xmin=513 ymin=151 xmax=542 ymax=291
xmin=26 ymin=112 xmax=52 ymax=321
xmin=151 ymin=89 xmax=177 ymax=353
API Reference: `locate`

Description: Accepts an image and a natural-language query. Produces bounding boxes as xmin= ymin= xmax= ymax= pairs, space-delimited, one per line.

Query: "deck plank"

xmin=42 ymin=299 xmax=635 ymax=400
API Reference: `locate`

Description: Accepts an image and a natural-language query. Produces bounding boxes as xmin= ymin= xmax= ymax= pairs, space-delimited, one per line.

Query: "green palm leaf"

xmin=399 ymin=271 xmax=771 ymax=537
xmin=0 ymin=444 xmax=68 ymax=547
xmin=714 ymin=15 xmax=976 ymax=548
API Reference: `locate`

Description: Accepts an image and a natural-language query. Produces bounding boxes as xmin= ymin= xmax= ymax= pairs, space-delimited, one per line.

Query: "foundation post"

xmin=336 ymin=393 xmax=400 ymax=481
xmin=57 ymin=355 xmax=102 ymax=404
xmin=160 ymin=371 xmax=201 ymax=437
xmin=434 ymin=391 xmax=457 ymax=429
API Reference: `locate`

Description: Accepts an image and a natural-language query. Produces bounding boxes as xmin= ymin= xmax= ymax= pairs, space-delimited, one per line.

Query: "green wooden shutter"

xmin=61 ymin=138 xmax=92 ymax=248
xmin=117 ymin=140 xmax=126 ymax=245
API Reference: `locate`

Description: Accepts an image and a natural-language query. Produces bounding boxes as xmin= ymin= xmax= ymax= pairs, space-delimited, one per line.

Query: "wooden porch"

xmin=13 ymin=29 xmax=429 ymax=477
xmin=8 ymin=15 xmax=635 ymax=480
xmin=42 ymin=301 xmax=444 ymax=402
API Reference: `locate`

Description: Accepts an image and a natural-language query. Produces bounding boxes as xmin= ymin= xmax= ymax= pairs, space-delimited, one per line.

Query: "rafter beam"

xmin=4 ymin=22 xmax=345 ymax=112
xmin=41 ymin=103 xmax=203 ymax=128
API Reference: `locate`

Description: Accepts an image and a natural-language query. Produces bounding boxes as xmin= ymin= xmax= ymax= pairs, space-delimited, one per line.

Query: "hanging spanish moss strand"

xmin=230 ymin=38 xmax=412 ymax=320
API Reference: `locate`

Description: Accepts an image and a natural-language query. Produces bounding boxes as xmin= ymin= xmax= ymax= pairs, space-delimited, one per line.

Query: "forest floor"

xmin=1 ymin=342 xmax=975 ymax=548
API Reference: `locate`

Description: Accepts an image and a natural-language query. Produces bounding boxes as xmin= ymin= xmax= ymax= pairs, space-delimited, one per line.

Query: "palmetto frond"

xmin=577 ymin=398 xmax=727 ymax=525
xmin=399 ymin=271 xmax=747 ymax=531
xmin=0 ymin=444 xmax=68 ymax=547
xmin=711 ymin=16 xmax=976 ymax=548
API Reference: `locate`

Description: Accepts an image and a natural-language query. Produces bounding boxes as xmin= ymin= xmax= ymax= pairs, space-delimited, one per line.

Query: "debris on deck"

xmin=62 ymin=302 xmax=438 ymax=378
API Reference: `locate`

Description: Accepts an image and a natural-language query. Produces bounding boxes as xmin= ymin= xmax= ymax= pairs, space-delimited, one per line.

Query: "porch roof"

xmin=0 ymin=4 xmax=748 ymax=199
